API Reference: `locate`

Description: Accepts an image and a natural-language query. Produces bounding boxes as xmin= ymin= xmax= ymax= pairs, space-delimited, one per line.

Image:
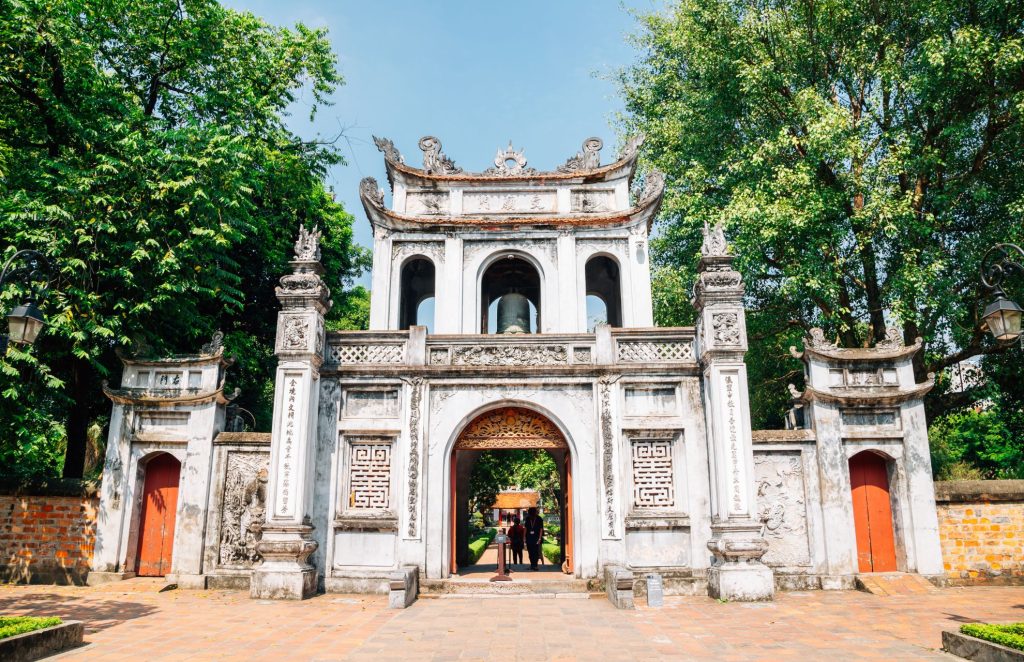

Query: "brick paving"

xmin=0 ymin=581 xmax=1022 ymax=660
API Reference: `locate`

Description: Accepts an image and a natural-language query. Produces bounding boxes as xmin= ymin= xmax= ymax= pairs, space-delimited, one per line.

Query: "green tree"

xmin=619 ymin=0 xmax=1024 ymax=428
xmin=0 ymin=0 xmax=367 ymax=477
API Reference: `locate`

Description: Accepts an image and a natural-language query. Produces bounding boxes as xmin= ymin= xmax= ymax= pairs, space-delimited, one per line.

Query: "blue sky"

xmin=223 ymin=0 xmax=658 ymax=286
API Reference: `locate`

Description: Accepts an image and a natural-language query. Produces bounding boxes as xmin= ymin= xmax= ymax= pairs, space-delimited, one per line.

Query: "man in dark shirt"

xmin=524 ymin=507 xmax=544 ymax=570
xmin=508 ymin=516 xmax=525 ymax=567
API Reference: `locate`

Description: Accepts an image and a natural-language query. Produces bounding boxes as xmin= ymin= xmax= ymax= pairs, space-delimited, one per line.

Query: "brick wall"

xmin=936 ymin=480 xmax=1024 ymax=586
xmin=0 ymin=490 xmax=99 ymax=585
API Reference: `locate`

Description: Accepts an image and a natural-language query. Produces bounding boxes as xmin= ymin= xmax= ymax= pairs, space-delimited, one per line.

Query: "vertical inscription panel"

xmin=719 ymin=370 xmax=749 ymax=517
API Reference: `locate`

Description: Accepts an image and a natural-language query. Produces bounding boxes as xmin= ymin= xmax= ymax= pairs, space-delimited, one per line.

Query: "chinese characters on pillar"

xmin=725 ymin=375 xmax=743 ymax=514
xmin=280 ymin=377 xmax=298 ymax=515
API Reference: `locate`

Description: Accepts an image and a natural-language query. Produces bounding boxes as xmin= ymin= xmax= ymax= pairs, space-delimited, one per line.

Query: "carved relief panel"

xmin=630 ymin=438 xmax=676 ymax=509
xmin=217 ymin=451 xmax=271 ymax=568
xmin=754 ymin=451 xmax=811 ymax=567
xmin=570 ymin=189 xmax=616 ymax=213
xmin=345 ymin=438 xmax=394 ymax=511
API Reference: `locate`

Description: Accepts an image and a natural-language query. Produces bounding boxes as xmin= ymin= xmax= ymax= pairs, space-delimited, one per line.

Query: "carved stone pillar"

xmin=692 ymin=223 xmax=774 ymax=601
xmin=251 ymin=225 xmax=331 ymax=600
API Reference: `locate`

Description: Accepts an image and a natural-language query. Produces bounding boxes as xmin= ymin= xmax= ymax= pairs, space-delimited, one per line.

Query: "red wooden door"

xmin=136 ymin=453 xmax=180 ymax=577
xmin=449 ymin=449 xmax=458 ymax=576
xmin=563 ymin=452 xmax=573 ymax=574
xmin=849 ymin=452 xmax=897 ymax=573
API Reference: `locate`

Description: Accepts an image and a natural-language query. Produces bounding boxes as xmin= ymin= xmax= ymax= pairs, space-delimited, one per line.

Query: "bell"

xmin=497 ymin=293 xmax=531 ymax=334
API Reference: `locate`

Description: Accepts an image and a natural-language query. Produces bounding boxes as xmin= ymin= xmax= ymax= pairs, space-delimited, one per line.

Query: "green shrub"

xmin=542 ymin=540 xmax=562 ymax=565
xmin=466 ymin=527 xmax=496 ymax=565
xmin=0 ymin=616 xmax=62 ymax=640
xmin=930 ymin=409 xmax=1024 ymax=479
xmin=961 ymin=623 xmax=1024 ymax=651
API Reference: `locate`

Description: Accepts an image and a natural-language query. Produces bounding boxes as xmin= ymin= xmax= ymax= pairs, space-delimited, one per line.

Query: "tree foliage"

xmin=619 ymin=0 xmax=1024 ymax=429
xmin=467 ymin=450 xmax=560 ymax=519
xmin=0 ymin=0 xmax=368 ymax=477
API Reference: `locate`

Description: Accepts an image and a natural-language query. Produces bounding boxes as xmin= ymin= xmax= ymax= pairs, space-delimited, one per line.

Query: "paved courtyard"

xmin=1 ymin=581 xmax=1022 ymax=660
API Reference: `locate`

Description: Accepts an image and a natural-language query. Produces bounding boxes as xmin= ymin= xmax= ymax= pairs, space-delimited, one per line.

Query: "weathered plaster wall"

xmin=0 ymin=487 xmax=98 ymax=585
xmin=936 ymin=480 xmax=1024 ymax=585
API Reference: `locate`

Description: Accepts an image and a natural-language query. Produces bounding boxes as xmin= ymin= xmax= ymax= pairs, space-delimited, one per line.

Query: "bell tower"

xmin=361 ymin=135 xmax=661 ymax=336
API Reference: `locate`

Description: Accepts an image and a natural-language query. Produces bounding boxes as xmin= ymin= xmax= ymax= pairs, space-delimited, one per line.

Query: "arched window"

xmin=399 ymin=257 xmax=435 ymax=331
xmin=480 ymin=255 xmax=541 ymax=334
xmin=585 ymin=255 xmax=622 ymax=330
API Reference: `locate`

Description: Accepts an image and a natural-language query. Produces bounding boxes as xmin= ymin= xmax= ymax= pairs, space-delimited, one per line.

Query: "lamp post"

xmin=0 ymin=250 xmax=52 ymax=353
xmin=980 ymin=243 xmax=1024 ymax=343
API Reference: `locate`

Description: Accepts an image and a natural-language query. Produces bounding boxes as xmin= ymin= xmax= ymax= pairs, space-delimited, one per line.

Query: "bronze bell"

xmin=497 ymin=293 xmax=530 ymax=334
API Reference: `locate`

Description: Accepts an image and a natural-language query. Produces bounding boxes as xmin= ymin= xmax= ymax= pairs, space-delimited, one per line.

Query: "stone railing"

xmin=324 ymin=327 xmax=697 ymax=368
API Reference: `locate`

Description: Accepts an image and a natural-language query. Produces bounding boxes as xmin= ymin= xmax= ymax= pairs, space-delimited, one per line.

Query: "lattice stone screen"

xmin=617 ymin=340 xmax=694 ymax=363
xmin=631 ymin=439 xmax=676 ymax=508
xmin=347 ymin=442 xmax=392 ymax=509
xmin=329 ymin=343 xmax=405 ymax=365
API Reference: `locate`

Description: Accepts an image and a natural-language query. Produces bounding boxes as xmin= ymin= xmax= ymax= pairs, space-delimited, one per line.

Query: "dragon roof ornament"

xmin=419 ymin=136 xmax=462 ymax=175
xmin=373 ymin=135 xmax=404 ymax=164
xmin=557 ymin=137 xmax=603 ymax=173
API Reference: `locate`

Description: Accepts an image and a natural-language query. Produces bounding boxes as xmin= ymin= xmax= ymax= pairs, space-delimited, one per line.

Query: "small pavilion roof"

xmin=492 ymin=490 xmax=540 ymax=510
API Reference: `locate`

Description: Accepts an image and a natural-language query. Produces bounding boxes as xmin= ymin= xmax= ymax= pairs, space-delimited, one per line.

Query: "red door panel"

xmin=849 ymin=452 xmax=897 ymax=572
xmin=136 ymin=453 xmax=180 ymax=577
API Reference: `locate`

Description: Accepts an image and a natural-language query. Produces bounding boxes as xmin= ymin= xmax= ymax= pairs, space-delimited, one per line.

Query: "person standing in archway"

xmin=508 ymin=515 xmax=525 ymax=568
xmin=524 ymin=507 xmax=544 ymax=571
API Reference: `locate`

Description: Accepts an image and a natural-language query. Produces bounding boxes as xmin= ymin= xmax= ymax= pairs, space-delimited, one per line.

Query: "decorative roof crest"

xmin=293 ymin=223 xmax=322 ymax=262
xmin=805 ymin=327 xmax=837 ymax=350
xmin=700 ymin=221 xmax=728 ymax=257
xmin=484 ymin=141 xmax=537 ymax=176
xmin=875 ymin=327 xmax=904 ymax=350
xmin=201 ymin=331 xmax=224 ymax=356
xmin=419 ymin=136 xmax=462 ymax=175
xmin=618 ymin=133 xmax=645 ymax=160
xmin=638 ymin=170 xmax=666 ymax=206
xmin=557 ymin=137 xmax=603 ymax=173
xmin=359 ymin=177 xmax=385 ymax=208
xmin=373 ymin=135 xmax=404 ymax=163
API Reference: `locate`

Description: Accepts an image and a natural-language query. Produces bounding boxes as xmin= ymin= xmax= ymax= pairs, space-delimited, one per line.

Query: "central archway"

xmin=448 ymin=406 xmax=574 ymax=577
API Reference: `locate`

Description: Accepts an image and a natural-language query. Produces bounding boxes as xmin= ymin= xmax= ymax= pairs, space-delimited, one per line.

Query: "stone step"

xmin=420 ymin=578 xmax=594 ymax=596
xmin=856 ymin=573 xmax=940 ymax=596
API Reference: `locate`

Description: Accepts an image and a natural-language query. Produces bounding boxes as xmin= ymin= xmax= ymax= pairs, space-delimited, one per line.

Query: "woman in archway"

xmin=524 ymin=506 xmax=544 ymax=570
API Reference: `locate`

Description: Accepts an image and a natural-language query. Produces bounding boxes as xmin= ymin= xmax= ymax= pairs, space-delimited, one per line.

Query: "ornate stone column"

xmin=251 ymin=225 xmax=331 ymax=600
xmin=692 ymin=223 xmax=774 ymax=601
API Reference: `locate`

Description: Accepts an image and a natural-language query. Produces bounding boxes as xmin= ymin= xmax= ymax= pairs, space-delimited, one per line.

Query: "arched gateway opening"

xmin=449 ymin=407 xmax=574 ymax=578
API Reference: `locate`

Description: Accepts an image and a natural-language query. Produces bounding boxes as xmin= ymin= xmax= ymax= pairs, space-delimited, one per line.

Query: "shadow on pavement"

xmin=0 ymin=591 xmax=158 ymax=633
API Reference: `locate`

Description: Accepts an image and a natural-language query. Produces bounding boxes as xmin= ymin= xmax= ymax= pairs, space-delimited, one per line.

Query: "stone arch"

xmin=445 ymin=403 xmax=577 ymax=577
xmin=584 ymin=253 xmax=623 ymax=329
xmin=476 ymin=250 xmax=546 ymax=334
xmin=398 ymin=254 xmax=436 ymax=330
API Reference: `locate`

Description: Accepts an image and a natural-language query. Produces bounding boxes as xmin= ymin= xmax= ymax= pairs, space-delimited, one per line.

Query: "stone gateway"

xmin=89 ymin=135 xmax=944 ymax=601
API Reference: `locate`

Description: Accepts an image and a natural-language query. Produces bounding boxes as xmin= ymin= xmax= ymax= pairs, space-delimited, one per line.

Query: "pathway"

xmin=1 ymin=581 xmax=1022 ymax=660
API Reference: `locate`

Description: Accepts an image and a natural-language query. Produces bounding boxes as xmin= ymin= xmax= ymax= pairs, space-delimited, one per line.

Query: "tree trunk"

xmin=62 ymin=359 xmax=89 ymax=478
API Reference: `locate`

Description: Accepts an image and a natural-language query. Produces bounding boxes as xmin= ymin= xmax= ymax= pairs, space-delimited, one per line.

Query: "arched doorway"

xmin=849 ymin=451 xmax=897 ymax=573
xmin=135 ymin=453 xmax=181 ymax=577
xmin=480 ymin=255 xmax=541 ymax=333
xmin=448 ymin=407 xmax=573 ymax=577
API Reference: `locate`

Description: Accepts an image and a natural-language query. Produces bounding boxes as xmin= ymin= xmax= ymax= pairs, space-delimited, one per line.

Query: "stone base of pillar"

xmin=86 ymin=571 xmax=135 ymax=586
xmin=706 ymin=521 xmax=774 ymax=601
xmin=707 ymin=562 xmax=775 ymax=601
xmin=821 ymin=574 xmax=856 ymax=590
xmin=169 ymin=573 xmax=207 ymax=590
xmin=250 ymin=525 xmax=318 ymax=600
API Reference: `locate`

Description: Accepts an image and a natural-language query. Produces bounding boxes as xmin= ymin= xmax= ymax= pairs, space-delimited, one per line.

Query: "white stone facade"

xmin=91 ymin=135 xmax=945 ymax=602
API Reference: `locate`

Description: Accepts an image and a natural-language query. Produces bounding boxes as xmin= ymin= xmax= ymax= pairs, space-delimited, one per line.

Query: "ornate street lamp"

xmin=0 ymin=250 xmax=52 ymax=352
xmin=980 ymin=243 xmax=1024 ymax=343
